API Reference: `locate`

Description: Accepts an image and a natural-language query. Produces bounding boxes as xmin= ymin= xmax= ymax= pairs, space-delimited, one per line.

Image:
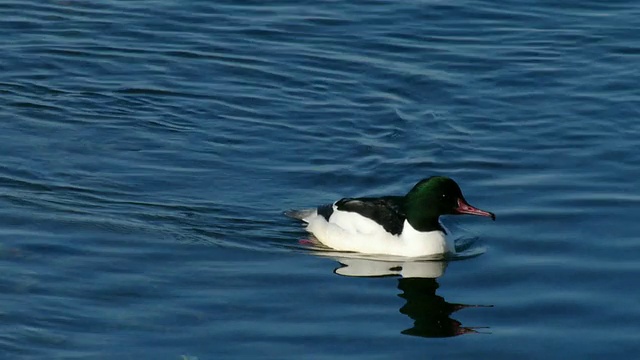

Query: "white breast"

xmin=399 ymin=220 xmax=453 ymax=256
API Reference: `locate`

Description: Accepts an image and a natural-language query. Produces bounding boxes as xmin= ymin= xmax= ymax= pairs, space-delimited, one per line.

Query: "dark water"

xmin=1 ymin=1 xmax=640 ymax=358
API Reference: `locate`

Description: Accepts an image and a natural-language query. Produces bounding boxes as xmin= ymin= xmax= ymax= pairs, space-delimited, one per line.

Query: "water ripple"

xmin=1 ymin=0 xmax=640 ymax=357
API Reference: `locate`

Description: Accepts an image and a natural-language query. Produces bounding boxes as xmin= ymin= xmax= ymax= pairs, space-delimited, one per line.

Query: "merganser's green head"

xmin=404 ymin=176 xmax=495 ymax=232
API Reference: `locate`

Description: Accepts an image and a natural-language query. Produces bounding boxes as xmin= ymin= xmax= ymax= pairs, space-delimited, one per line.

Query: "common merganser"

xmin=285 ymin=176 xmax=495 ymax=257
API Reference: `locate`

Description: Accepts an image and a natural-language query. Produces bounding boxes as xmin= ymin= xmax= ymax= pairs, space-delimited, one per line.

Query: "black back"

xmin=317 ymin=203 xmax=334 ymax=221
xmin=335 ymin=196 xmax=406 ymax=235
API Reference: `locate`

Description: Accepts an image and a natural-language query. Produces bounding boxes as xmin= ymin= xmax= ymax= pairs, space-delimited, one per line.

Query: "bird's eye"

xmin=441 ymin=193 xmax=447 ymax=199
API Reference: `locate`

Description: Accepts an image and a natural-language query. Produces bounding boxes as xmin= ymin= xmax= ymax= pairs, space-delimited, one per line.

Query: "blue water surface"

xmin=1 ymin=1 xmax=639 ymax=359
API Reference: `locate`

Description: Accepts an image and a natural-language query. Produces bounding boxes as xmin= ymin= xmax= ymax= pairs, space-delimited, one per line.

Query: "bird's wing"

xmin=335 ymin=196 xmax=405 ymax=235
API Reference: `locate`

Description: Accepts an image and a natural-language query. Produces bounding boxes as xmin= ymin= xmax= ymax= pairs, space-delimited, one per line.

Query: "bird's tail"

xmin=284 ymin=208 xmax=316 ymax=222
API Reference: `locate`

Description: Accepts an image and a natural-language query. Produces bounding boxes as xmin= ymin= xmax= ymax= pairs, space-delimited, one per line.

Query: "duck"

xmin=285 ymin=176 xmax=495 ymax=257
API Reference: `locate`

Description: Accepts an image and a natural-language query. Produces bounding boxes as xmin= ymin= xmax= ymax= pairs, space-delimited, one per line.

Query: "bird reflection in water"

xmin=333 ymin=256 xmax=491 ymax=338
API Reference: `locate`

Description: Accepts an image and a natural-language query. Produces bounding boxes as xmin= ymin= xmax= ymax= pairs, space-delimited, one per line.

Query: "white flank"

xmin=301 ymin=204 xmax=455 ymax=257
